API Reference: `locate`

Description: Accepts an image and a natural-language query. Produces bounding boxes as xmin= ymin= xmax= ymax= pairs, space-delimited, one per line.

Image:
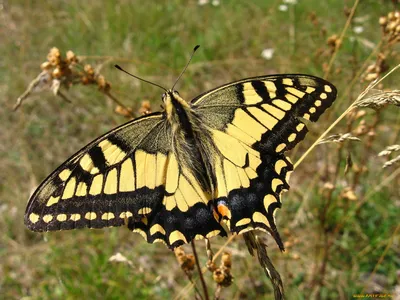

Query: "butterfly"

xmin=24 ymin=61 xmax=337 ymax=250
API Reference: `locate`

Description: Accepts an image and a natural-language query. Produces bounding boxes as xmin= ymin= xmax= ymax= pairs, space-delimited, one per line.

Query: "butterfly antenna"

xmin=114 ymin=65 xmax=168 ymax=92
xmin=171 ymin=45 xmax=200 ymax=90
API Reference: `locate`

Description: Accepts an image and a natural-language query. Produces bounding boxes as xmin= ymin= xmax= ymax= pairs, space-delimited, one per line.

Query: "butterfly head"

xmin=163 ymin=89 xmax=190 ymax=121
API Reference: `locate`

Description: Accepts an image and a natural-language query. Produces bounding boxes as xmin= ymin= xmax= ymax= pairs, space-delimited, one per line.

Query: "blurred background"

xmin=1 ymin=1 xmax=400 ymax=299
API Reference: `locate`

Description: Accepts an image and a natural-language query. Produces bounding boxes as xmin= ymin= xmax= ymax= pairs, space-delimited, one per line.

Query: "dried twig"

xmin=191 ymin=241 xmax=210 ymax=300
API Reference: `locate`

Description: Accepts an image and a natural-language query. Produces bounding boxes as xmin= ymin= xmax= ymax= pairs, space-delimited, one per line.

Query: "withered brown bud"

xmin=221 ymin=252 xmax=232 ymax=269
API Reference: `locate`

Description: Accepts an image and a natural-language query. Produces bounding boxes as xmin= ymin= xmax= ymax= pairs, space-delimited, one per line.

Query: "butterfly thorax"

xmin=164 ymin=90 xmax=217 ymax=194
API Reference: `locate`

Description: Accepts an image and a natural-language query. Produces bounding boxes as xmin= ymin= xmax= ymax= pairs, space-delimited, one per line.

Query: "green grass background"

xmin=1 ymin=0 xmax=399 ymax=299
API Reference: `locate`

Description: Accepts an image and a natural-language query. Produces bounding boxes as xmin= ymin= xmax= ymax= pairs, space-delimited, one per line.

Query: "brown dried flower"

xmin=138 ymin=100 xmax=152 ymax=115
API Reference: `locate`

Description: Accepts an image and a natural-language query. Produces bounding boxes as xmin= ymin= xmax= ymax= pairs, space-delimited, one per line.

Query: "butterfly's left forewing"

xmin=192 ymin=75 xmax=337 ymax=249
xmin=25 ymin=113 xmax=170 ymax=231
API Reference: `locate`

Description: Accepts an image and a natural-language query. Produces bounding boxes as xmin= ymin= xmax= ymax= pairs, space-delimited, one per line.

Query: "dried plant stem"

xmin=103 ymin=91 xmax=135 ymax=119
xmin=214 ymin=285 xmax=222 ymax=300
xmin=79 ymin=55 xmax=174 ymax=72
xmin=368 ymin=166 xmax=400 ymax=197
xmin=361 ymin=224 xmax=400 ymax=294
xmin=323 ymin=0 xmax=360 ymax=79
xmin=308 ymin=145 xmax=342 ymax=298
xmin=191 ymin=241 xmax=210 ymax=300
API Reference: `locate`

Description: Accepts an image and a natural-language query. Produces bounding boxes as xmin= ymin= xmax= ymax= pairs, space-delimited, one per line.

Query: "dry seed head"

xmin=48 ymin=47 xmax=61 ymax=58
xmin=97 ymin=75 xmax=106 ymax=86
xmin=174 ymin=247 xmax=185 ymax=261
xmin=317 ymin=133 xmax=360 ymax=144
xmin=354 ymin=90 xmax=400 ymax=109
xmin=97 ymin=75 xmax=111 ymax=92
xmin=66 ymin=50 xmax=78 ymax=63
xmin=340 ymin=187 xmax=358 ymax=201
xmin=379 ymin=16 xmax=388 ymax=26
xmin=378 ymin=145 xmax=400 ymax=168
xmin=207 ymin=260 xmax=217 ymax=272
xmin=367 ymin=130 xmax=376 ymax=137
xmin=81 ymin=76 xmax=89 ymax=85
xmin=174 ymin=247 xmax=195 ymax=272
xmin=284 ymin=240 xmax=293 ymax=249
xmin=221 ymin=252 xmax=232 ymax=269
xmin=366 ymin=64 xmax=376 ymax=73
xmin=51 ymin=47 xmax=61 ymax=56
xmin=309 ymin=11 xmax=317 ymax=23
xmin=184 ymin=254 xmax=195 ymax=271
xmin=388 ymin=22 xmax=397 ymax=31
xmin=321 ymin=27 xmax=327 ymax=36
xmin=354 ymin=110 xmax=367 ymax=120
xmin=291 ymin=253 xmax=300 ymax=260
xmin=353 ymin=123 xmax=368 ymax=136
xmin=378 ymin=145 xmax=400 ymax=156
xmin=213 ymin=268 xmax=233 ymax=287
xmin=139 ymin=100 xmax=152 ymax=115
xmin=40 ymin=61 xmax=52 ymax=70
xmin=383 ymin=155 xmax=400 ymax=168
xmin=52 ymin=68 xmax=62 ymax=79
xmin=343 ymin=6 xmax=351 ymax=18
xmin=84 ymin=64 xmax=95 ymax=75
xmin=327 ymin=34 xmax=339 ymax=48
xmin=114 ymin=105 xmax=133 ymax=118
xmin=365 ymin=73 xmax=379 ymax=81
xmin=47 ymin=47 xmax=61 ymax=66
xmin=48 ymin=56 xmax=60 ymax=67
xmin=283 ymin=227 xmax=291 ymax=237
xmin=323 ymin=182 xmax=335 ymax=190
xmin=382 ymin=11 xmax=400 ymax=41
xmin=213 ymin=268 xmax=225 ymax=284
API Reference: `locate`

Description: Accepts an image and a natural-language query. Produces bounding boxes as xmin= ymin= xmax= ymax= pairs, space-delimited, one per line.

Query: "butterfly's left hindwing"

xmin=191 ymin=75 xmax=337 ymax=249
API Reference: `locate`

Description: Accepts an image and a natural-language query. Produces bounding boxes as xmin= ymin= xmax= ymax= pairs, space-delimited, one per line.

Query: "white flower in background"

xmin=198 ymin=0 xmax=209 ymax=5
xmin=353 ymin=26 xmax=364 ymax=34
xmin=109 ymin=252 xmax=133 ymax=266
xmin=283 ymin=0 xmax=298 ymax=4
xmin=261 ymin=48 xmax=275 ymax=60
xmin=278 ymin=4 xmax=288 ymax=12
xmin=211 ymin=0 xmax=220 ymax=6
